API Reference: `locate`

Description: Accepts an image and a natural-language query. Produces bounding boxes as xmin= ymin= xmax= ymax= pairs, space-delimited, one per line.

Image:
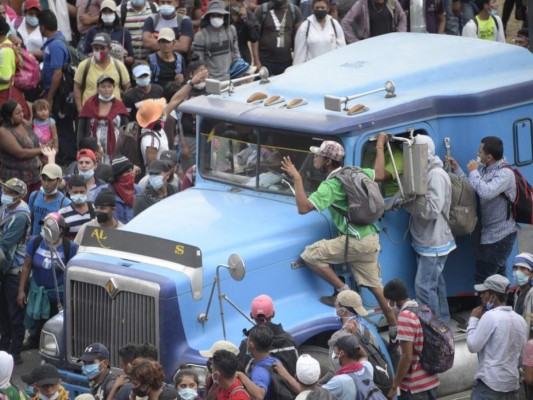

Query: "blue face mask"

xmin=79 ymin=169 xmax=95 ymax=180
xmin=26 ymin=16 xmax=39 ymax=27
xmin=71 ymin=194 xmax=87 ymax=205
xmin=136 ymin=77 xmax=151 ymax=87
xmin=489 ymin=8 xmax=497 ymax=15
xmin=82 ymin=363 xmax=101 ymax=380
xmin=132 ymin=0 xmax=145 ymax=6
xmin=178 ymin=388 xmax=197 ymax=400
xmin=1 ymin=194 xmax=14 ymax=206
xmin=513 ymin=270 xmax=530 ymax=287
xmin=149 ymin=175 xmax=165 ymax=190
xmin=485 ymin=295 xmax=494 ymax=311
xmin=159 ymin=5 xmax=175 ymax=15
xmin=40 ymin=185 xmax=58 ymax=196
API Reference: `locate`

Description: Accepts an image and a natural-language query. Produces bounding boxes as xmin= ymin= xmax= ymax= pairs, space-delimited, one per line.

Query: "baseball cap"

xmin=309 ymin=141 xmax=345 ymax=162
xmin=474 ymin=274 xmax=510 ymax=295
xmin=296 ymin=354 xmax=320 ymax=385
xmin=24 ymin=0 xmax=42 ymax=11
xmin=97 ymin=75 xmax=115 ymax=86
xmin=41 ymin=164 xmax=63 ymax=180
xmin=159 ymin=150 xmax=178 ymax=165
xmin=94 ymin=189 xmax=116 ymax=207
xmin=136 ymin=98 xmax=166 ymax=128
xmin=147 ymin=160 xmax=171 ymax=174
xmin=158 ymin=27 xmax=175 ymax=42
xmin=1 ymin=178 xmax=27 ymax=196
xmin=336 ymin=290 xmax=369 ymax=316
xmin=78 ymin=343 xmax=110 ymax=362
xmin=133 ymin=64 xmax=151 ymax=79
xmin=199 ymin=340 xmax=240 ymax=358
xmin=334 ymin=334 xmax=360 ymax=354
xmin=91 ymin=32 xmax=111 ymax=47
xmin=77 ymin=148 xmax=97 ymax=163
xmin=100 ymin=0 xmax=117 ymax=12
xmin=514 ymin=253 xmax=533 ymax=271
xmin=251 ymin=294 xmax=274 ymax=319
xmin=21 ymin=364 xmax=60 ymax=387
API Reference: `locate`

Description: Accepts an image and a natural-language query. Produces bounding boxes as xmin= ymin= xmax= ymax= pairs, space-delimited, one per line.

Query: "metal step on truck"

xmin=39 ymin=32 xmax=533 ymax=398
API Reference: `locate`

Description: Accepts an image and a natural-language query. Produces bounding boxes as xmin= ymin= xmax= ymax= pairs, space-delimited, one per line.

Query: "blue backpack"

xmin=148 ymin=52 xmax=184 ymax=84
xmin=348 ymin=369 xmax=386 ymax=400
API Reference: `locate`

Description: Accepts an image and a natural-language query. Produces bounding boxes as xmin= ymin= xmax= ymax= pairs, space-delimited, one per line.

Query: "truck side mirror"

xmin=227 ymin=254 xmax=245 ymax=281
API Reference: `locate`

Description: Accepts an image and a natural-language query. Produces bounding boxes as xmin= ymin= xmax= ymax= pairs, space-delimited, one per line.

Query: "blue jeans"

xmin=400 ymin=387 xmax=437 ymax=399
xmin=415 ymin=254 xmax=450 ymax=323
xmin=471 ymin=380 xmax=518 ymax=400
xmin=0 ymin=273 xmax=25 ymax=357
xmin=475 ymin=232 xmax=517 ymax=284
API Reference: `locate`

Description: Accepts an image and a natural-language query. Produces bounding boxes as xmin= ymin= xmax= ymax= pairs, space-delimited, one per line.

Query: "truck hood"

xmin=125 ymin=185 xmax=333 ymax=278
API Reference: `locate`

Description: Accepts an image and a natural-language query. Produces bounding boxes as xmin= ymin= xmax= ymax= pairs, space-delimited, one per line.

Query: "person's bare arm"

xmin=46 ymin=68 xmax=64 ymax=105
xmin=235 ymin=372 xmax=267 ymax=400
xmin=437 ymin=11 xmax=446 ymax=33
xmin=74 ymin=81 xmax=83 ymax=113
xmin=165 ymin=68 xmax=208 ymax=114
xmin=17 ymin=256 xmax=33 ymax=307
xmin=280 ymin=156 xmax=316 ymax=214
xmin=142 ymin=31 xmax=160 ymax=52
xmin=387 ymin=340 xmax=413 ymax=400
xmin=373 ymin=132 xmax=392 ymax=182
xmin=173 ymin=35 xmax=192 ymax=53
xmin=272 ymin=362 xmax=301 ymax=394
xmin=0 ymin=127 xmax=42 ymax=159
xmin=251 ymin=42 xmax=261 ymax=69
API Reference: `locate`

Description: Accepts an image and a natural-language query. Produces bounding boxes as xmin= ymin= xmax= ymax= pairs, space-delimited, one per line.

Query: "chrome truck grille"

xmin=66 ymin=267 xmax=160 ymax=368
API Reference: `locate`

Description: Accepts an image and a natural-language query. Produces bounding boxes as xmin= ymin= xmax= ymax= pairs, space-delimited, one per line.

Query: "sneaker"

xmin=320 ymin=292 xmax=338 ymax=307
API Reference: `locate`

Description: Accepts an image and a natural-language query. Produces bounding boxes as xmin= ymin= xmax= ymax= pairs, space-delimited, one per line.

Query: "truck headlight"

xmin=40 ymin=330 xmax=59 ymax=357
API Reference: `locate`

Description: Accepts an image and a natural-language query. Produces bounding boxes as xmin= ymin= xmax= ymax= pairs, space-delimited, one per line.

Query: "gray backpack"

xmin=332 ymin=167 xmax=385 ymax=226
xmin=443 ymin=172 xmax=478 ymax=237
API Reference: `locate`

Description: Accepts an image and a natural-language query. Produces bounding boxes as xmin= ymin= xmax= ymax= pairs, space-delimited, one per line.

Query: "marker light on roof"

xmin=206 ymin=67 xmax=270 ymax=96
xmin=287 ymin=98 xmax=307 ymax=109
xmin=264 ymin=96 xmax=285 ymax=106
xmin=247 ymin=92 xmax=268 ymax=103
xmin=324 ymin=80 xmax=396 ymax=112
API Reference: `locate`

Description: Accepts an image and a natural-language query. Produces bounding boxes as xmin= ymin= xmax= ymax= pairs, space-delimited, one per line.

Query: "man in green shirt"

xmin=280 ymin=141 xmax=397 ymax=333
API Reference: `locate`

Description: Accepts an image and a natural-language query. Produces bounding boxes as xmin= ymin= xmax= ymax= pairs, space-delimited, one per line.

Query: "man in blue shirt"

xmin=237 ymin=325 xmax=281 ymax=400
xmin=28 ymin=164 xmax=71 ymax=236
xmin=39 ymin=10 xmax=76 ymax=164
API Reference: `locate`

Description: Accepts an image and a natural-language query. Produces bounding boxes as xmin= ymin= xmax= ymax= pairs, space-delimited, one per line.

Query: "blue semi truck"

xmin=39 ymin=33 xmax=533 ymax=397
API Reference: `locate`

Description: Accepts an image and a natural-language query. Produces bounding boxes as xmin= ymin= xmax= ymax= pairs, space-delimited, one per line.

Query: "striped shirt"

xmin=397 ymin=300 xmax=440 ymax=394
xmin=58 ymin=203 xmax=95 ymax=241
xmin=119 ymin=1 xmax=158 ymax=61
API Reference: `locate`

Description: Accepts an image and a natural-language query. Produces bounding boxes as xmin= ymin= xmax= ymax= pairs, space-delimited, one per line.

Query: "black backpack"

xmin=359 ymin=328 xmax=393 ymax=395
xmin=262 ymin=364 xmax=297 ymax=400
xmin=115 ymin=122 xmax=161 ymax=178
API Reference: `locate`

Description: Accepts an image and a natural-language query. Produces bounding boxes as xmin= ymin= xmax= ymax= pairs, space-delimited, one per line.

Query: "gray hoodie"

xmin=408 ymin=135 xmax=455 ymax=252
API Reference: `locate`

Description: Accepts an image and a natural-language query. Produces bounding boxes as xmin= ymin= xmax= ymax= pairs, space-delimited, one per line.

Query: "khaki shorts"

xmin=300 ymin=233 xmax=382 ymax=288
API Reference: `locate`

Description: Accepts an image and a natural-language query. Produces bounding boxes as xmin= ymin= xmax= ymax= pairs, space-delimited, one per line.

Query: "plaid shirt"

xmin=454 ymin=159 xmax=517 ymax=244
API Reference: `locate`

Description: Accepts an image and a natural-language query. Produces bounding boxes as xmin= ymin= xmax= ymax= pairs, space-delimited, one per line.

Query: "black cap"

xmin=159 ymin=150 xmax=178 ymax=165
xmin=94 ymin=190 xmax=116 ymax=207
xmin=21 ymin=364 xmax=60 ymax=387
xmin=78 ymin=343 xmax=110 ymax=363
xmin=147 ymin=160 xmax=171 ymax=174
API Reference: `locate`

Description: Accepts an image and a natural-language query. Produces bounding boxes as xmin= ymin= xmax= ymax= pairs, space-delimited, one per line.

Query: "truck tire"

xmin=297 ymin=345 xmax=330 ymax=377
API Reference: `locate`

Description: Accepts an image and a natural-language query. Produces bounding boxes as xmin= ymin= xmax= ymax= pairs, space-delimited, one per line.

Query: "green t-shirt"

xmin=383 ymin=146 xmax=403 ymax=198
xmin=308 ymin=168 xmax=379 ymax=239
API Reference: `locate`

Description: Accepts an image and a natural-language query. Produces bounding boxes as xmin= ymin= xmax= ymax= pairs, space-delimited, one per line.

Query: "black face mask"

xmin=96 ymin=212 xmax=110 ymax=224
xmin=132 ymin=386 xmax=149 ymax=398
xmin=313 ymin=9 xmax=328 ymax=20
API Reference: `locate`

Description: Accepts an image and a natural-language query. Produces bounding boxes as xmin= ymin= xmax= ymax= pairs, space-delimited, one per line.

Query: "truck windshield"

xmin=198 ymin=118 xmax=329 ymax=195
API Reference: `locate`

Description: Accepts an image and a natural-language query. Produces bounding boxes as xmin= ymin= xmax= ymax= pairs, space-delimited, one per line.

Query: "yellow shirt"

xmin=74 ymin=56 xmax=130 ymax=104
xmin=476 ymin=15 xmax=495 ymax=41
xmin=0 ymin=39 xmax=16 ymax=91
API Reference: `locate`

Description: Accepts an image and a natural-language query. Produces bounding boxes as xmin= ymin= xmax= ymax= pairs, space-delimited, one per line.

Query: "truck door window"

xmin=198 ymin=118 xmax=333 ymax=195
xmin=513 ymin=119 xmax=533 ymax=166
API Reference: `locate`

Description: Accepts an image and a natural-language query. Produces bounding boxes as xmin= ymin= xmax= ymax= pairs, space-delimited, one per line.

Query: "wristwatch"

xmin=186 ymin=80 xmax=194 ymax=87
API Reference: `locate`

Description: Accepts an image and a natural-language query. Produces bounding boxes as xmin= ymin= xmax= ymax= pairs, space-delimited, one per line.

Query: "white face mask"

xmin=101 ymin=13 xmax=116 ymax=24
xmin=210 ymin=17 xmax=224 ymax=28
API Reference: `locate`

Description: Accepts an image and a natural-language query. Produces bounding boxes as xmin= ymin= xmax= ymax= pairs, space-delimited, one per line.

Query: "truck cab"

xmin=40 ymin=33 xmax=533 ymax=398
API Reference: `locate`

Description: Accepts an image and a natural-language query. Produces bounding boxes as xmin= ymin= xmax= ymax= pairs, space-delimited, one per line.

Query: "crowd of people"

xmin=0 ymin=0 xmax=530 ymax=396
